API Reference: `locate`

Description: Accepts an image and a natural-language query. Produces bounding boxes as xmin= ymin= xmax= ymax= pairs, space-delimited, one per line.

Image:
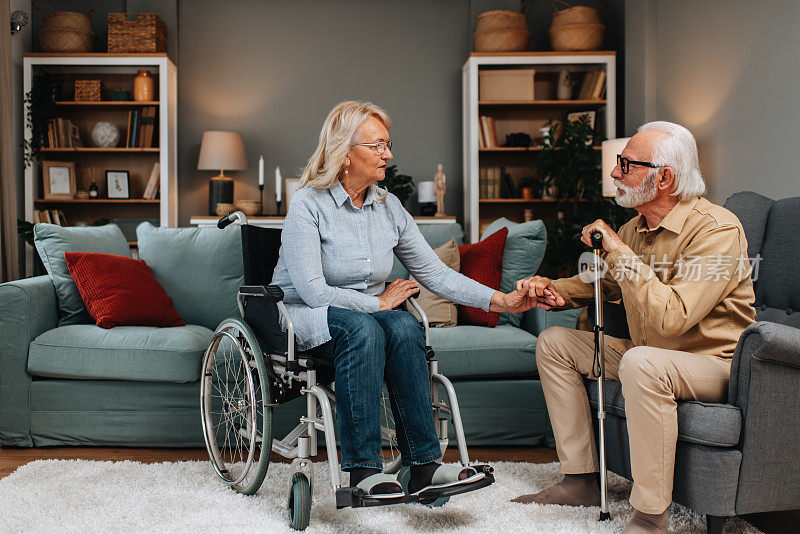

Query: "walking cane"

xmin=590 ymin=230 xmax=611 ymax=521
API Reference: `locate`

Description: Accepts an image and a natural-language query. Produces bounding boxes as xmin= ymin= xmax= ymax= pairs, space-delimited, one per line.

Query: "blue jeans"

xmin=316 ymin=307 xmax=442 ymax=470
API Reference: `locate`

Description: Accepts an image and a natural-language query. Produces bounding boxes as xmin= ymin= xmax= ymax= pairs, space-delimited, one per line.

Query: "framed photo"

xmin=285 ymin=178 xmax=301 ymax=207
xmin=106 ymin=170 xmax=130 ymax=199
xmin=42 ymin=161 xmax=76 ymax=199
xmin=567 ymin=111 xmax=596 ymax=146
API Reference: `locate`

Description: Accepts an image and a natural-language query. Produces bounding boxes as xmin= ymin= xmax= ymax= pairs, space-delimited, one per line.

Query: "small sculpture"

xmin=434 ymin=163 xmax=446 ymax=217
xmin=91 ymin=122 xmax=120 ymax=148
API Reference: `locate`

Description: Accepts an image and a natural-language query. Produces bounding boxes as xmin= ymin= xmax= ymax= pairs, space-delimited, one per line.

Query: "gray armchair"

xmin=585 ymin=191 xmax=800 ymax=534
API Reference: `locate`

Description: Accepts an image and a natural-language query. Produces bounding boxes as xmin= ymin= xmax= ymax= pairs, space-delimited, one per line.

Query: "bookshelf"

xmin=23 ymin=53 xmax=178 ymax=275
xmin=462 ymin=51 xmax=616 ymax=243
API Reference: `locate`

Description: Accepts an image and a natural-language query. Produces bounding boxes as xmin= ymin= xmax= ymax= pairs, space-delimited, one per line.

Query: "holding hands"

xmin=490 ymin=276 xmax=566 ymax=314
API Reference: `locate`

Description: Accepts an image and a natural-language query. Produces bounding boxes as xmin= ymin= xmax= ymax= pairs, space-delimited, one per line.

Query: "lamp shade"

xmin=197 ymin=131 xmax=248 ymax=171
xmin=601 ymin=137 xmax=631 ymax=197
xmin=418 ymin=181 xmax=436 ymax=203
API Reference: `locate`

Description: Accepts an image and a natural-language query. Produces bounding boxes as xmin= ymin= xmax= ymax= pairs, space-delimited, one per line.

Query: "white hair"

xmin=637 ymin=121 xmax=706 ymax=200
xmin=299 ymin=100 xmax=391 ymax=202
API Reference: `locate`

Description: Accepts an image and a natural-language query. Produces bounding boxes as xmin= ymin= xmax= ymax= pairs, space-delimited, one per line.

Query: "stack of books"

xmin=125 ymin=106 xmax=158 ymax=148
xmin=578 ymin=70 xmax=607 ymax=100
xmin=34 ymin=209 xmax=67 ymax=225
xmin=46 ymin=118 xmax=82 ymax=148
xmin=142 ymin=161 xmax=160 ymax=200
xmin=478 ymin=116 xmax=499 ymax=148
xmin=480 ymin=167 xmax=518 ymax=199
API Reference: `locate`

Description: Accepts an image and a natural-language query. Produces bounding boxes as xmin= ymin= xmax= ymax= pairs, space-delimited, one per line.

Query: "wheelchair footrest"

xmin=335 ymin=465 xmax=495 ymax=509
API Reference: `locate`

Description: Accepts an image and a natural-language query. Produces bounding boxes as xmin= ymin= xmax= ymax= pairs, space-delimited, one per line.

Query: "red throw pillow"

xmin=457 ymin=226 xmax=508 ymax=327
xmin=64 ymin=251 xmax=185 ymax=329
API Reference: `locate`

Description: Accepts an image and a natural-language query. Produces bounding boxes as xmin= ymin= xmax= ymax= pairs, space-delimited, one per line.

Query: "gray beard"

xmin=614 ymin=173 xmax=658 ymax=208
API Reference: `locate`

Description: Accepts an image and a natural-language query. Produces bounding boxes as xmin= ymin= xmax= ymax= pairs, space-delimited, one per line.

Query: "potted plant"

xmin=377 ymin=164 xmax=415 ymax=206
xmin=24 ymin=72 xmax=63 ymax=168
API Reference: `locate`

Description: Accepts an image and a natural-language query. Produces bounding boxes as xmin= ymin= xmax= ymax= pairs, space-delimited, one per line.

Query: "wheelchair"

xmin=200 ymin=211 xmax=495 ymax=530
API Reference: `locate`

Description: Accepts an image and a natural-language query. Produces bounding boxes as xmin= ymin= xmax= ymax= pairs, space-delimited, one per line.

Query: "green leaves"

xmin=377 ymin=165 xmax=416 ymax=206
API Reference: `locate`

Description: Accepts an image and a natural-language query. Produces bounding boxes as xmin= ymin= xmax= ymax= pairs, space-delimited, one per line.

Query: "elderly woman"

xmin=271 ymin=101 xmax=554 ymax=497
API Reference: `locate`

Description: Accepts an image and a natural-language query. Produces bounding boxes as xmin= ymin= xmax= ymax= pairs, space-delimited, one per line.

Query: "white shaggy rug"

xmin=0 ymin=459 xmax=761 ymax=533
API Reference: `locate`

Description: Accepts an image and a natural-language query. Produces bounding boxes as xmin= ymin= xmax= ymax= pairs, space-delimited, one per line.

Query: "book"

xmin=70 ymin=123 xmax=83 ymax=147
xmin=131 ymin=110 xmax=140 ymax=148
xmin=502 ymin=172 xmax=519 ymax=198
xmin=591 ymin=70 xmax=606 ymax=100
xmin=125 ymin=111 xmax=132 ymax=147
xmin=143 ymin=161 xmax=160 ymax=199
xmin=488 ymin=117 xmax=499 ymax=147
xmin=142 ymin=106 xmax=156 ymax=148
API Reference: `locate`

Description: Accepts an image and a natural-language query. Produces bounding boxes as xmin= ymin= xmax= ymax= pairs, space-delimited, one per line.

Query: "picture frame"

xmin=285 ymin=178 xmax=301 ymax=208
xmin=106 ymin=170 xmax=130 ymax=199
xmin=42 ymin=161 xmax=77 ymax=199
xmin=567 ymin=111 xmax=597 ymax=146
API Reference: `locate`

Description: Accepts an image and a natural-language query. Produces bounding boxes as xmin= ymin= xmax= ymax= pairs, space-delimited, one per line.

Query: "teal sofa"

xmin=0 ymin=220 xmax=578 ymax=448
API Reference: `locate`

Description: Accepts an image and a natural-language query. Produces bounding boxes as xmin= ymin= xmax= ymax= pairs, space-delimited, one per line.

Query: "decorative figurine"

xmin=434 ymin=163 xmax=446 ymax=217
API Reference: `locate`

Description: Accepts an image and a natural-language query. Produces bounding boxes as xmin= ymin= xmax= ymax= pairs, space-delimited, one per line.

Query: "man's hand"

xmin=581 ymin=219 xmax=624 ymax=253
xmin=377 ymin=278 xmax=419 ymax=311
xmin=490 ymin=277 xmax=565 ymax=313
xmin=519 ymin=275 xmax=566 ymax=308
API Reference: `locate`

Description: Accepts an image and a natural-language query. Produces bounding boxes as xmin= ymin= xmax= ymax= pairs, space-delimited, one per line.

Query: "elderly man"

xmin=512 ymin=122 xmax=756 ymax=534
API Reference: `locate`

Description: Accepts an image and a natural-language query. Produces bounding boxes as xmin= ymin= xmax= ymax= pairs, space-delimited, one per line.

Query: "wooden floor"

xmin=1 ymin=445 xmax=797 ymax=533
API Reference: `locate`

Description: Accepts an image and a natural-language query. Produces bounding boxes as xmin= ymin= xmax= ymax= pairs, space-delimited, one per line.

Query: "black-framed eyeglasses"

xmin=353 ymin=140 xmax=393 ymax=155
xmin=617 ymin=154 xmax=663 ymax=175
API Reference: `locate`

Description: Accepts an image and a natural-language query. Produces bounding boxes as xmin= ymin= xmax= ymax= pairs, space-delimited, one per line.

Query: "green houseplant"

xmin=534 ymin=116 xmax=631 ymax=277
xmin=377 ymin=164 xmax=415 ymax=206
xmin=23 ymin=72 xmax=63 ymax=168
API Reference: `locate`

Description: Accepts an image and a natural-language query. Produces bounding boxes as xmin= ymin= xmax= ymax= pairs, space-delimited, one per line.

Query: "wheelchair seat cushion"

xmin=28 ymin=324 xmax=213 ymax=383
xmin=429 ymin=325 xmax=538 ymax=379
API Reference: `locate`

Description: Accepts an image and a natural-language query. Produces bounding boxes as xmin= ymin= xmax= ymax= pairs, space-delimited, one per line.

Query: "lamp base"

xmin=420 ymin=202 xmax=436 ymax=217
xmin=208 ymin=176 xmax=234 ymax=216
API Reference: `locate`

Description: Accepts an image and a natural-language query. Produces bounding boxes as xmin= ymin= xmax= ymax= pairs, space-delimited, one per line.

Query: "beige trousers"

xmin=536 ymin=326 xmax=732 ymax=514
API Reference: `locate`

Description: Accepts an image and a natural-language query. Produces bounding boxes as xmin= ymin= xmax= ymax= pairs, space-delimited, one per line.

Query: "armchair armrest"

xmin=728 ymin=321 xmax=800 ymax=514
xmin=520 ymin=307 xmax=581 ymax=337
xmin=0 ymin=276 xmax=59 ymax=446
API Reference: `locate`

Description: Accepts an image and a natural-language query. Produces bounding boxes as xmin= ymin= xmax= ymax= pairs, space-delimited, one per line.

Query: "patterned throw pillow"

xmin=406 ymin=238 xmax=460 ymax=327
xmin=64 ymin=251 xmax=185 ymax=329
xmin=457 ymin=226 xmax=508 ymax=327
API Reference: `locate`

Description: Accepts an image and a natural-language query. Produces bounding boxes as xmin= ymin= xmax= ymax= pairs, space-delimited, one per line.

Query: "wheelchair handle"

xmin=217 ymin=210 xmax=248 ymax=229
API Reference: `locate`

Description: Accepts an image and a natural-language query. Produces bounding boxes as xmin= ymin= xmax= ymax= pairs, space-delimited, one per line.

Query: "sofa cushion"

xmin=585 ymin=379 xmax=742 ymax=447
xmin=481 ymin=218 xmax=548 ymax=328
xmin=28 ymin=324 xmax=213 ymax=383
xmin=64 ymin=252 xmax=185 ymax=329
xmin=136 ymin=222 xmax=244 ymax=330
xmin=430 ymin=325 xmax=538 ymax=379
xmin=458 ymin=226 xmax=508 ymax=327
xmin=33 ymin=223 xmax=130 ymax=326
xmin=389 ymin=222 xmax=465 ymax=281
xmin=407 ymin=238 xmax=459 ymax=326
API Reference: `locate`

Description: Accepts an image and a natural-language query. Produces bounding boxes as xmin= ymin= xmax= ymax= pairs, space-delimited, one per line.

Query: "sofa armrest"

xmin=728 ymin=321 xmax=800 ymax=514
xmin=0 ymin=276 xmax=59 ymax=446
xmin=520 ymin=307 xmax=581 ymax=337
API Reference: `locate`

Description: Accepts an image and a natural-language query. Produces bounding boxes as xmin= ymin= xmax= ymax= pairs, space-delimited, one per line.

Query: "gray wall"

xmin=626 ymin=0 xmax=800 ymax=204
xmin=178 ymin=0 xmax=472 ymax=224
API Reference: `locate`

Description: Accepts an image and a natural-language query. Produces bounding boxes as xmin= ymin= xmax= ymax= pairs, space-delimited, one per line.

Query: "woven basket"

xmin=551 ymin=5 xmax=600 ymax=27
xmin=36 ymin=4 xmax=95 ymax=53
xmin=476 ymin=10 xmax=529 ymax=32
xmin=548 ymin=23 xmax=604 ymax=51
xmin=474 ymin=29 xmax=530 ymax=53
xmin=108 ymin=13 xmax=167 ymax=53
xmin=75 ymin=80 xmax=101 ymax=101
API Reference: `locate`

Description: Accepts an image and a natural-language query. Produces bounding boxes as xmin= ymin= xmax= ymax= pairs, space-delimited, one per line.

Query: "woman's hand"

xmin=489 ymin=277 xmax=565 ymax=313
xmin=378 ymin=278 xmax=420 ymax=311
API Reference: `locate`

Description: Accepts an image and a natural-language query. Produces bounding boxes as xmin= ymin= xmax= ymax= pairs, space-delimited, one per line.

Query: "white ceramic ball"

xmin=90 ymin=122 xmax=120 ymax=148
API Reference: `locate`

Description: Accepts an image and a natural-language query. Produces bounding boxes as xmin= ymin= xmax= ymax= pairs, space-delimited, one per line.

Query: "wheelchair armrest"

xmin=240 ymin=284 xmax=284 ymax=301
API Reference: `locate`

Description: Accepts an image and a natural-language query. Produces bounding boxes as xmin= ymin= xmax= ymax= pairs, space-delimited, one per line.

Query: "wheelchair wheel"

xmin=287 ymin=473 xmax=311 ymax=531
xmin=379 ymin=387 xmax=402 ymax=474
xmin=200 ymin=317 xmax=272 ymax=495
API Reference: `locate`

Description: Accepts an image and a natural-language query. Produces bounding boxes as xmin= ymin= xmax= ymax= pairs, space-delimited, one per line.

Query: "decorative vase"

xmin=557 ymin=69 xmax=574 ymax=100
xmin=133 ymin=70 xmax=154 ymax=101
xmin=521 ymin=187 xmax=534 ymax=200
xmin=90 ymin=121 xmax=120 ymax=147
xmin=88 ymin=182 xmax=98 ymax=198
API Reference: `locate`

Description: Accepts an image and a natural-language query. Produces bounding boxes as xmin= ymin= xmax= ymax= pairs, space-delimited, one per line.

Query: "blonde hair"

xmin=299 ymin=100 xmax=392 ymax=201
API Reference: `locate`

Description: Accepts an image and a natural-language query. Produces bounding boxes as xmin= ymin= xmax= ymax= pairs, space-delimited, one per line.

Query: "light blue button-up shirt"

xmin=270 ymin=181 xmax=495 ymax=350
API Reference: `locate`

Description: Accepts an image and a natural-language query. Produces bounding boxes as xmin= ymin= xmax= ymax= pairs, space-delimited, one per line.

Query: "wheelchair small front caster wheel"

xmin=288 ymin=473 xmax=311 ymax=530
xmin=397 ymin=466 xmax=449 ymax=508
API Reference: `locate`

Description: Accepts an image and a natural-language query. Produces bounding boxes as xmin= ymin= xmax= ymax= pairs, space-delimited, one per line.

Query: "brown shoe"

xmin=512 ymin=473 xmax=600 ymax=506
xmin=622 ymin=509 xmax=669 ymax=534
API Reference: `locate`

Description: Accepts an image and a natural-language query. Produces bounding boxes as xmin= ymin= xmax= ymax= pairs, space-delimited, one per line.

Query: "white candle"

xmin=258 ymin=155 xmax=264 ymax=186
xmin=275 ymin=166 xmax=282 ymax=202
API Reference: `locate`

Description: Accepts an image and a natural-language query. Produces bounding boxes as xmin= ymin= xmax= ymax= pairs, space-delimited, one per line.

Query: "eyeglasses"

xmin=617 ymin=154 xmax=663 ymax=175
xmin=353 ymin=140 xmax=393 ymax=155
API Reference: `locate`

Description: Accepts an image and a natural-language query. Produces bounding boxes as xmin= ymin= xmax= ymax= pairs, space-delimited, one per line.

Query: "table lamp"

xmin=601 ymin=137 xmax=631 ymax=197
xmin=198 ymin=131 xmax=248 ymax=216
xmin=418 ymin=181 xmax=436 ymax=216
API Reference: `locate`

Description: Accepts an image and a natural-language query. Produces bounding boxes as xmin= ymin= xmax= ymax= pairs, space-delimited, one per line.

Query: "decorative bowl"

xmin=215 ymin=203 xmax=235 ymax=217
xmin=235 ymin=199 xmax=261 ymax=216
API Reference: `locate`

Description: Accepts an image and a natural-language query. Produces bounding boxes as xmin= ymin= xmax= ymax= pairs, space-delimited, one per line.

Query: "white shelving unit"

xmin=462 ymin=51 xmax=616 ymax=243
xmin=22 ymin=53 xmax=178 ymax=275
